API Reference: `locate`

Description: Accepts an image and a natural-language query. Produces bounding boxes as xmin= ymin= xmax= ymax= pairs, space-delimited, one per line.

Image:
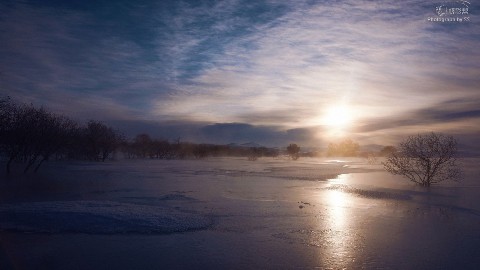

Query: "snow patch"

xmin=0 ymin=201 xmax=212 ymax=234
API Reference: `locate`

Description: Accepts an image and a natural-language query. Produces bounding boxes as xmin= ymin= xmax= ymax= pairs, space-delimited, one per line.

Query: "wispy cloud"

xmin=357 ymin=98 xmax=480 ymax=133
xmin=154 ymin=1 xmax=480 ymax=130
xmin=0 ymin=1 xmax=169 ymax=119
xmin=1 ymin=0 xmax=479 ymax=147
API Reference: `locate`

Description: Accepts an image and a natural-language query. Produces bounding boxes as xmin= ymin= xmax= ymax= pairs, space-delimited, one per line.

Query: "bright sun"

xmin=323 ymin=105 xmax=353 ymax=130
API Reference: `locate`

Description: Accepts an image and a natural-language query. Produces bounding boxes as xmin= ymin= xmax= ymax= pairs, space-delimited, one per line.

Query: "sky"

xmin=1 ymin=0 xmax=479 ymax=152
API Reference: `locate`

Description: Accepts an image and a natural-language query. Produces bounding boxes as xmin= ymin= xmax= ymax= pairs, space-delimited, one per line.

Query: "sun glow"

xmin=323 ymin=105 xmax=353 ymax=130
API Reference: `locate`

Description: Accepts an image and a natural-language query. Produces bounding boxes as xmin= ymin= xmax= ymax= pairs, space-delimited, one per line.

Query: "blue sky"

xmin=1 ymin=0 xmax=479 ymax=150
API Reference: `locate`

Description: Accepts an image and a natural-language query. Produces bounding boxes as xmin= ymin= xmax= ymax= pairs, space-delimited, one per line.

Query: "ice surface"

xmin=326 ymin=184 xmax=412 ymax=200
xmin=0 ymin=157 xmax=479 ymax=269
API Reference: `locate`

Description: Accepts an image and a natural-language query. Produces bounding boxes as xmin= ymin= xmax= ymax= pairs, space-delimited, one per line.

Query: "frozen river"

xmin=0 ymin=157 xmax=479 ymax=269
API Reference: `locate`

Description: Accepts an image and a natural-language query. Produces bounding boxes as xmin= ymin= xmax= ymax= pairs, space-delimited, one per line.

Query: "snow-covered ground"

xmin=0 ymin=157 xmax=479 ymax=269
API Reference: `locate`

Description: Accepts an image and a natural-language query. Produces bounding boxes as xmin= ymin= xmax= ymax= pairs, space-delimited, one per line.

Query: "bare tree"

xmin=83 ymin=121 xmax=120 ymax=161
xmin=0 ymin=99 xmax=40 ymax=174
xmin=287 ymin=143 xmax=300 ymax=160
xmin=0 ymin=98 xmax=81 ymax=173
xmin=133 ymin=133 xmax=153 ymax=158
xmin=382 ymin=132 xmax=461 ymax=186
xmin=21 ymin=107 xmax=70 ymax=172
xmin=32 ymin=115 xmax=78 ymax=172
xmin=0 ymin=97 xmax=17 ymax=173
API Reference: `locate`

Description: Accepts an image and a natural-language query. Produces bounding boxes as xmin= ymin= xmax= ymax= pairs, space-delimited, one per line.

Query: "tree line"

xmin=0 ymin=97 xmax=122 ymax=174
xmin=0 ymin=95 xmax=390 ymax=175
xmin=0 ymin=97 xmax=281 ymax=174
xmin=120 ymin=133 xmax=279 ymax=160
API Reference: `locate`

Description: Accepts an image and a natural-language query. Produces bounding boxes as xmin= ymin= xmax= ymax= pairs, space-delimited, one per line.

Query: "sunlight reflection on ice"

xmin=327 ymin=189 xmax=347 ymax=228
xmin=315 ymin=180 xmax=359 ymax=267
xmin=327 ymin=189 xmax=350 ymax=262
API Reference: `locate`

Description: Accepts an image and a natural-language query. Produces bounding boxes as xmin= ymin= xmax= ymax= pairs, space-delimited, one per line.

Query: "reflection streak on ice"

xmin=322 ymin=184 xmax=355 ymax=265
xmin=327 ymin=190 xmax=347 ymax=228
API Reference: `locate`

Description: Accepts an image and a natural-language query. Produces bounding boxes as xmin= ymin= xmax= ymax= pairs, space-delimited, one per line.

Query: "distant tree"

xmin=83 ymin=121 xmax=120 ymax=161
xmin=0 ymin=100 xmax=51 ymax=173
xmin=150 ymin=139 xmax=172 ymax=159
xmin=133 ymin=133 xmax=152 ymax=158
xmin=26 ymin=112 xmax=79 ymax=172
xmin=267 ymin=148 xmax=280 ymax=158
xmin=365 ymin=153 xmax=378 ymax=165
xmin=119 ymin=139 xmax=136 ymax=159
xmin=192 ymin=144 xmax=209 ymax=159
xmin=247 ymin=147 xmax=261 ymax=161
xmin=0 ymin=97 xmax=22 ymax=174
xmin=287 ymin=143 xmax=300 ymax=160
xmin=176 ymin=141 xmax=194 ymax=159
xmin=0 ymin=97 xmax=12 ymax=134
xmin=327 ymin=139 xmax=359 ymax=157
xmin=382 ymin=132 xmax=461 ymax=187
xmin=379 ymin=145 xmax=397 ymax=157
xmin=171 ymin=138 xmax=183 ymax=159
